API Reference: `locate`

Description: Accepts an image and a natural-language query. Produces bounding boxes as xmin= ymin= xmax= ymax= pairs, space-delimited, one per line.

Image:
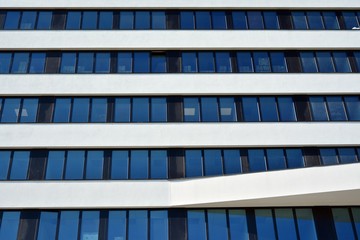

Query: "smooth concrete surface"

xmin=0 ymin=0 xmax=359 ymax=9
xmin=0 ymin=123 xmax=359 ymax=149
xmin=0 ymin=163 xmax=359 ymax=209
xmin=0 ymin=31 xmax=359 ymax=50
xmin=0 ymin=74 xmax=359 ymax=96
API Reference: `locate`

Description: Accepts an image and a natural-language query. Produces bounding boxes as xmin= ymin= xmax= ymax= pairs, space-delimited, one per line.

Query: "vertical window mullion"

xmin=6 ymin=151 xmax=14 ymax=180
xmin=17 ymin=98 xmax=24 ymax=123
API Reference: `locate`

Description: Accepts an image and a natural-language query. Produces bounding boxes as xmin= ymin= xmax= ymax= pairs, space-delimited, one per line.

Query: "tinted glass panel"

xmin=66 ymin=12 xmax=81 ymax=30
xmin=323 ymin=12 xmax=340 ymax=30
xmin=342 ymin=12 xmax=359 ymax=29
xmin=71 ymin=98 xmax=90 ymax=122
xmin=11 ymin=53 xmax=29 ymax=73
xmin=65 ymin=151 xmax=85 ymax=180
xmin=135 ymin=11 xmax=150 ymax=29
xmin=248 ymin=11 xmax=264 ymax=29
xmin=295 ymin=209 xmax=317 ymax=240
xmin=270 ymin=52 xmax=287 ymax=72
xmin=53 ymin=98 xmax=71 ymax=122
xmin=37 ymin=212 xmax=58 ymax=240
xmin=128 ymin=210 xmax=147 ymax=240
xmin=111 ymin=151 xmax=128 ymax=179
xmin=77 ymin=53 xmax=94 ymax=73
xmin=326 ymin=96 xmax=347 ymax=121
xmin=185 ymin=150 xmax=203 ymax=177
xmin=184 ymin=98 xmax=200 ymax=122
xmin=20 ymin=11 xmax=36 ymax=29
xmin=180 ymin=11 xmax=195 ymax=29
xmin=204 ymin=150 xmax=222 ymax=176
xmin=108 ymin=211 xmax=127 ymax=240
xmin=229 ymin=209 xmax=248 ymax=240
xmin=208 ymin=210 xmax=228 ymax=240
xmin=195 ymin=11 xmax=211 ymax=29
xmin=354 ymin=52 xmax=360 ymax=72
xmin=182 ymin=52 xmax=197 ymax=72
xmin=253 ymin=52 xmax=270 ymax=72
xmin=309 ymin=96 xmax=328 ymax=121
xmin=90 ymin=98 xmax=107 ymax=123
xmin=188 ymin=210 xmax=206 ymax=240
xmin=219 ymin=97 xmax=236 ymax=122
xmin=152 ymin=11 xmax=166 ymax=29
xmin=130 ymin=150 xmax=148 ymax=179
xmin=344 ymin=97 xmax=360 ymax=120
xmin=4 ymin=12 xmax=20 ymax=29
xmin=58 ymin=211 xmax=79 ymax=240
xmin=223 ymin=150 xmax=241 ymax=174
xmin=212 ymin=11 xmax=227 ymax=29
xmin=307 ymin=11 xmax=324 ymax=29
xmin=237 ymin=52 xmax=254 ymax=72
xmin=300 ymin=52 xmax=318 ymax=72
xmin=29 ymin=53 xmax=46 ymax=73
xmin=232 ymin=11 xmax=247 ymax=29
xmin=259 ymin=97 xmax=278 ymax=121
xmin=215 ymin=52 xmax=231 ymax=72
xmin=1 ymin=98 xmax=21 ymax=123
xmin=46 ymin=151 xmax=65 ymax=180
xmin=80 ymin=211 xmax=100 ymax=240
xmin=333 ymin=52 xmax=351 ymax=72
xmin=82 ymin=12 xmax=97 ymax=29
xmin=332 ymin=208 xmax=355 ymax=240
xmin=242 ymin=97 xmax=260 ymax=122
xmin=278 ymin=97 xmax=296 ymax=121
xmin=263 ymin=11 xmax=279 ymax=29
xmin=248 ymin=149 xmax=266 ymax=172
xmin=86 ymin=151 xmax=103 ymax=179
xmin=151 ymin=54 xmax=166 ymax=73
xmin=150 ymin=210 xmax=168 ymax=240
xmin=95 ymin=53 xmax=110 ymax=73
xmin=120 ymin=11 xmax=134 ymax=29
xmin=316 ymin=52 xmax=335 ymax=73
xmin=118 ymin=52 xmax=132 ymax=73
xmin=132 ymin=98 xmax=149 ymax=122
xmin=9 ymin=151 xmax=30 ymax=180
xmin=266 ymin=149 xmax=286 ymax=170
xmin=150 ymin=150 xmax=167 ymax=179
xmin=20 ymin=98 xmax=38 ymax=123
xmin=351 ymin=208 xmax=360 ymax=238
xmin=320 ymin=148 xmax=338 ymax=165
xmin=0 ymin=151 xmax=11 ymax=180
xmin=60 ymin=53 xmax=76 ymax=73
xmin=292 ymin=12 xmax=308 ymax=29
xmin=0 ymin=53 xmax=12 ymax=73
xmin=0 ymin=211 xmax=20 ymax=240
xmin=151 ymin=98 xmax=166 ymax=122
xmin=99 ymin=11 xmax=113 ymax=30
xmin=114 ymin=98 xmax=130 ymax=122
xmin=285 ymin=149 xmax=304 ymax=168
xmin=201 ymin=97 xmax=219 ymax=122
xmin=198 ymin=52 xmax=215 ymax=72
xmin=255 ymin=209 xmax=276 ymax=240
xmin=275 ymin=209 xmax=297 ymax=240
xmin=338 ymin=148 xmax=357 ymax=164
xmin=133 ymin=52 xmax=150 ymax=73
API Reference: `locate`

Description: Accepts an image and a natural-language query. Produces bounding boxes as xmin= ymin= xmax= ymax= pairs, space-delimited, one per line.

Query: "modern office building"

xmin=0 ymin=0 xmax=360 ymax=239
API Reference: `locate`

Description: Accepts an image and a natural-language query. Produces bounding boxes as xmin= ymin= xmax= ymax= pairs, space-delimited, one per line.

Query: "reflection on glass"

xmin=90 ymin=98 xmax=107 ymax=123
xmin=320 ymin=148 xmax=338 ymax=165
xmin=95 ymin=53 xmax=110 ymax=73
xmin=128 ymin=210 xmax=147 ymax=240
xmin=65 ymin=151 xmax=85 ymax=180
xmin=120 ymin=11 xmax=134 ymax=29
xmin=111 ymin=151 xmax=128 ymax=179
xmin=237 ymin=52 xmax=254 ymax=72
xmin=270 ymin=52 xmax=287 ymax=72
xmin=135 ymin=11 xmax=150 ymax=29
xmin=326 ymin=96 xmax=347 ymax=121
xmin=150 ymin=210 xmax=168 ymax=240
xmin=66 ymin=12 xmax=81 ymax=30
xmin=118 ymin=52 xmax=132 ymax=73
xmin=0 ymin=151 xmax=11 ymax=180
xmin=212 ymin=11 xmax=227 ymax=29
xmin=223 ymin=150 xmax=241 ymax=174
xmin=296 ymin=208 xmax=317 ymax=240
xmin=11 ymin=53 xmax=29 ymax=73
xmin=9 ymin=151 xmax=30 ymax=180
xmin=46 ymin=151 xmax=65 ymax=180
xmin=1 ymin=98 xmax=21 ymax=123
xmin=198 ymin=52 xmax=215 ymax=72
xmin=53 ymin=98 xmax=71 ymax=122
xmin=182 ymin=52 xmax=197 ymax=72
xmin=201 ymin=97 xmax=219 ymax=122
xmin=37 ymin=212 xmax=58 ymax=240
xmin=208 ymin=210 xmax=228 ymax=240
xmin=338 ymin=148 xmax=357 ymax=164
xmin=266 ymin=149 xmax=286 ymax=170
xmin=20 ymin=98 xmax=38 ymax=123
xmin=77 ymin=53 xmax=94 ymax=73
xmin=195 ymin=11 xmax=211 ymax=29
xmin=114 ymin=98 xmax=131 ymax=122
xmin=71 ymin=98 xmax=90 ymax=122
xmin=0 ymin=211 xmax=20 ymax=240
xmin=180 ymin=11 xmax=195 ymax=29
xmin=215 ymin=52 xmax=231 ymax=72
xmin=248 ymin=11 xmax=264 ymax=29
xmin=188 ymin=210 xmax=206 ymax=240
xmin=229 ymin=209 xmax=248 ymax=240
xmin=232 ymin=11 xmax=247 ymax=29
xmin=108 ymin=211 xmax=127 ymax=240
xmin=20 ymin=11 xmax=36 ymax=29
xmin=253 ymin=52 xmax=270 ymax=72
xmin=285 ymin=149 xmax=304 ymax=168
xmin=132 ymin=98 xmax=149 ymax=122
xmin=255 ymin=209 xmax=276 ymax=240
xmin=99 ymin=12 xmax=113 ymax=30
xmin=29 ymin=53 xmax=46 ymax=73
xmin=242 ymin=97 xmax=260 ymax=122
xmin=259 ymin=97 xmax=278 ymax=121
xmin=60 ymin=53 xmax=76 ymax=73
xmin=86 ymin=151 xmax=104 ymax=179
xmin=278 ymin=97 xmax=296 ymax=121
xmin=219 ymin=97 xmax=236 ymax=122
xmin=309 ymin=97 xmax=328 ymax=121
xmin=130 ymin=150 xmax=148 ymax=179
xmin=275 ymin=209 xmax=297 ymax=240
xmin=185 ymin=150 xmax=203 ymax=177
xmin=58 ymin=211 xmax=79 ymax=240
xmin=184 ymin=98 xmax=200 ymax=122
xmin=332 ymin=208 xmax=355 ymax=240
xmin=248 ymin=149 xmax=266 ymax=172
xmin=150 ymin=150 xmax=167 ymax=179
xmin=80 ymin=211 xmax=100 ymax=240
xmin=204 ymin=150 xmax=222 ymax=176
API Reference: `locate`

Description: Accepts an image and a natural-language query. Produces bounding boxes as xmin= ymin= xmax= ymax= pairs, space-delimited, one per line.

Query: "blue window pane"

xmin=292 ymin=12 xmax=308 ymax=29
xmin=316 ymin=52 xmax=335 ymax=72
xmin=180 ymin=11 xmax=195 ymax=29
xmin=114 ymin=98 xmax=130 ymax=122
xmin=150 ymin=210 xmax=168 ymax=240
xmin=285 ymin=149 xmax=304 ymax=169
xmin=320 ymin=148 xmax=338 ymax=165
xmin=198 ymin=52 xmax=215 ymax=72
xmin=338 ymin=148 xmax=357 ymax=164
xmin=296 ymin=209 xmax=317 ymax=240
xmin=237 ymin=52 xmax=254 ymax=72
xmin=111 ymin=151 xmax=128 ymax=179
xmin=95 ymin=53 xmax=110 ymax=73
xmin=188 ymin=210 xmax=206 ymax=240
xmin=60 ymin=53 xmax=76 ymax=73
xmin=132 ymin=98 xmax=149 ymax=122
xmin=45 ymin=151 xmax=65 ymax=180
xmin=71 ymin=98 xmax=90 ymax=122
xmin=204 ymin=150 xmax=222 ymax=176
xmin=90 ymin=98 xmax=107 ymax=123
xmin=128 ymin=210 xmax=147 ymax=240
xmin=135 ymin=11 xmax=150 ymax=29
xmin=208 ymin=210 xmax=228 ymax=240
xmin=152 ymin=11 xmax=166 ymax=29
xmin=37 ymin=212 xmax=58 ymax=240
xmin=66 ymin=12 xmax=81 ymax=30
xmin=278 ymin=97 xmax=296 ymax=121
xmin=253 ymin=52 xmax=270 ymax=72
xmin=20 ymin=11 xmax=36 ymax=29
xmin=219 ymin=97 xmax=236 ymax=122
xmin=242 ymin=97 xmax=260 ymax=122
xmin=134 ymin=52 xmax=150 ymax=73
xmin=120 ymin=11 xmax=134 ymax=29
xmin=83 ymin=11 xmax=101 ymax=29
xmin=215 ymin=52 xmax=231 ymax=72
xmin=80 ymin=211 xmax=100 ymax=240
xmin=270 ymin=52 xmax=287 ymax=72
xmin=354 ymin=52 xmax=360 ymax=73
xmin=307 ymin=11 xmax=324 ymax=29
xmin=248 ymin=149 xmax=266 ymax=172
xmin=4 ymin=12 xmax=20 ymax=29
xmin=201 ymin=97 xmax=219 ymax=122
xmin=259 ymin=97 xmax=279 ymax=121
xmin=184 ymin=98 xmax=200 ymax=122
xmin=29 ymin=53 xmax=46 ymax=73
xmin=0 ymin=53 xmax=12 ymax=73
xmin=151 ymin=98 xmax=166 ymax=122
xmin=150 ymin=150 xmax=167 ymax=179
xmin=255 ymin=209 xmax=276 ymax=240
xmin=86 ymin=151 xmax=103 ymax=179
xmin=65 ymin=151 xmax=85 ymax=180
xmin=351 ymin=208 xmax=360 ymax=238
xmin=118 ymin=52 xmax=132 ymax=73
xmin=53 ymin=98 xmax=71 ymax=122
xmin=300 ymin=52 xmax=318 ymax=72
xmin=130 ymin=150 xmax=148 ymax=179
xmin=9 ymin=151 xmax=30 ymax=180
xmin=0 ymin=151 xmax=11 ymax=180
xmin=342 ymin=12 xmax=359 ymax=29
xmin=332 ymin=208 xmax=355 ymax=240
xmin=232 ymin=11 xmax=247 ymax=29
xmin=0 ymin=212 xmax=20 ymax=240
xmin=195 ymin=11 xmax=211 ymax=29
xmin=344 ymin=96 xmax=360 ymax=120
xmin=266 ymin=149 xmax=286 ymax=170
xmin=185 ymin=150 xmax=203 ymax=177
xmin=326 ymin=96 xmax=347 ymax=121
xmin=229 ymin=209 xmax=248 ymax=240
xmin=182 ymin=52 xmax=197 ymax=72
xmin=309 ymin=97 xmax=329 ymax=121
xmin=77 ymin=53 xmax=94 ymax=73
xmin=323 ymin=12 xmax=340 ymax=30
xmin=108 ymin=211 xmax=127 ymax=240
xmin=333 ymin=52 xmax=351 ymax=73
xmin=37 ymin=12 xmax=52 ymax=30
xmin=1 ymin=98 xmax=21 ymax=123
xmin=58 ymin=211 xmax=79 ymax=240
xmin=11 ymin=53 xmax=29 ymax=73
xmin=263 ymin=11 xmax=279 ymax=29
xmin=151 ymin=54 xmax=166 ymax=73
xmin=275 ymin=209 xmax=297 ymax=240
xmin=99 ymin=12 xmax=113 ymax=30
xmin=223 ymin=150 xmax=241 ymax=174
xmin=212 ymin=11 xmax=227 ymax=29
xmin=248 ymin=11 xmax=264 ymax=29
xmin=20 ymin=98 xmax=38 ymax=123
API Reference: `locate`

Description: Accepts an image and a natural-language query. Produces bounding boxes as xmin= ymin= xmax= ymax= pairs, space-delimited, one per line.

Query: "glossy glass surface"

xmin=19 ymin=98 xmax=38 ymax=123
xmin=9 ymin=151 xmax=30 ymax=180
xmin=111 ymin=151 xmax=128 ymax=179
xmin=182 ymin=52 xmax=197 ymax=72
xmin=266 ymin=149 xmax=286 ymax=170
xmin=60 ymin=53 xmax=76 ymax=73
xmin=108 ymin=211 xmax=127 ymax=240
xmin=135 ymin=11 xmax=150 ymax=29
xmin=204 ymin=149 xmax=222 ymax=176
xmin=80 ymin=211 xmax=100 ymax=240
xmin=77 ymin=53 xmax=94 ymax=73
xmin=270 ymin=52 xmax=287 ymax=72
xmin=99 ymin=11 xmax=113 ymax=30
xmin=29 ymin=53 xmax=46 ymax=73
xmin=150 ymin=150 xmax=167 ymax=179
xmin=295 ymin=209 xmax=317 ymax=240
xmin=338 ymin=148 xmax=358 ymax=163
xmin=248 ymin=149 xmax=266 ymax=172
xmin=120 ymin=11 xmax=134 ymax=29
xmin=132 ymin=98 xmax=149 ymax=122
xmin=82 ymin=11 xmax=97 ymax=30
xmin=133 ymin=52 xmax=150 ymax=73
xmin=128 ymin=210 xmax=147 ymax=240
xmin=309 ymin=97 xmax=328 ymax=121
xmin=53 ymin=98 xmax=71 ymax=122
xmin=114 ymin=98 xmax=131 ymax=122
xmin=95 ymin=53 xmax=110 ymax=73
xmin=300 ymin=52 xmax=318 ymax=72
xmin=45 ymin=151 xmax=65 ymax=180
xmin=263 ymin=11 xmax=279 ymax=29
xmin=37 ymin=212 xmax=58 ymax=240
xmin=333 ymin=52 xmax=351 ymax=72
xmin=118 ymin=52 xmax=132 ymax=73
xmin=184 ymin=98 xmax=200 ymax=122
xmin=278 ymin=97 xmax=297 ymax=121
xmin=316 ymin=52 xmax=335 ymax=73
xmin=208 ymin=210 xmax=228 ymax=240
xmin=0 ymin=151 xmax=11 ymax=180
xmin=236 ymin=52 xmax=254 ymax=72
xmin=275 ymin=209 xmax=297 ymax=240
xmin=152 ymin=12 xmax=166 ymax=29
xmin=248 ymin=11 xmax=264 ymax=29
xmin=151 ymin=98 xmax=167 ymax=122
xmin=232 ymin=11 xmax=247 ymax=29
xmin=150 ymin=210 xmax=168 ymax=240
xmin=66 ymin=12 xmax=81 ymax=30
xmin=307 ymin=11 xmax=324 ymax=29
xmin=215 ymin=52 xmax=231 ymax=72
xmin=130 ymin=150 xmax=148 ymax=179
xmin=323 ymin=11 xmax=340 ymax=30
xmin=198 ymin=52 xmax=215 ymax=72
xmin=344 ymin=96 xmax=360 ymax=120
xmin=86 ymin=151 xmax=103 ymax=179
xmin=195 ymin=11 xmax=211 ymax=29
xmin=4 ymin=12 xmax=21 ymax=29
xmin=188 ymin=210 xmax=206 ymax=240
xmin=326 ymin=96 xmax=347 ymax=121
xmin=1 ymin=98 xmax=21 ymax=123
xmin=259 ymin=97 xmax=278 ymax=121
xmin=11 ymin=53 xmax=29 ymax=73
xmin=223 ymin=149 xmax=242 ymax=174
xmin=285 ymin=149 xmax=304 ymax=169
xmin=228 ymin=209 xmax=249 ymax=240
xmin=212 ymin=11 xmax=227 ymax=29
xmin=201 ymin=97 xmax=219 ymax=122
xmin=180 ymin=11 xmax=195 ymax=29
xmin=71 ymin=98 xmax=90 ymax=122
xmin=219 ymin=97 xmax=237 ymax=122
xmin=0 ymin=211 xmax=20 ymax=240
xmin=253 ymin=52 xmax=270 ymax=72
xmin=185 ymin=150 xmax=203 ymax=177
xmin=90 ymin=98 xmax=107 ymax=122
xmin=58 ymin=211 xmax=79 ymax=240
xmin=65 ymin=151 xmax=85 ymax=180
xmin=151 ymin=54 xmax=166 ymax=73
xmin=0 ymin=53 xmax=12 ymax=73
xmin=242 ymin=97 xmax=260 ymax=122
xmin=255 ymin=209 xmax=276 ymax=240
xmin=332 ymin=208 xmax=355 ymax=240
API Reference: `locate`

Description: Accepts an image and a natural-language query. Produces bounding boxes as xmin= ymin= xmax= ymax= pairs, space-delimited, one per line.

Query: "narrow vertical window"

xmin=151 ymin=98 xmax=167 ymax=122
xmin=36 ymin=11 xmax=52 ymax=30
xmin=120 ymin=11 xmax=134 ymax=29
xmin=248 ymin=149 xmax=266 ymax=172
xmin=342 ymin=12 xmax=359 ymax=29
xmin=332 ymin=208 xmax=356 ymax=240
xmin=45 ymin=151 xmax=65 ymax=180
xmin=326 ymin=96 xmax=347 ymax=121
xmin=77 ymin=52 xmax=94 ymax=73
xmin=219 ymin=97 xmax=237 ymax=122
xmin=0 ymin=151 xmax=11 ymax=180
xmin=270 ymin=52 xmax=287 ymax=72
xmin=232 ymin=11 xmax=247 ymax=29
xmin=223 ymin=149 xmax=241 ymax=174
xmin=204 ymin=149 xmax=222 ymax=176
xmin=277 ymin=97 xmax=297 ymax=121
xmin=37 ymin=212 xmax=58 ymax=240
xmin=236 ymin=52 xmax=254 ymax=72
xmin=99 ymin=11 xmax=113 ymax=30
xmin=29 ymin=53 xmax=46 ymax=73
xmin=4 ymin=11 xmax=21 ymax=29
xmin=82 ymin=12 xmax=98 ymax=29
xmin=200 ymin=97 xmax=219 ymax=122
xmin=0 ymin=211 xmax=20 ymax=239
xmin=117 ymin=52 xmax=132 ymax=73
xmin=150 ymin=210 xmax=168 ymax=240
xmin=292 ymin=11 xmax=308 ymax=29
xmin=316 ymin=52 xmax=335 ymax=72
xmin=259 ymin=97 xmax=279 ymax=121
xmin=58 ymin=211 xmax=80 ymax=240
xmin=132 ymin=98 xmax=149 ymax=122
xmin=86 ymin=151 xmax=104 ymax=180
xmin=108 ymin=211 xmax=127 ymax=240
xmin=212 ymin=11 xmax=227 ymax=29
xmin=9 ymin=151 xmax=30 ymax=180
xmin=0 ymin=53 xmax=12 ymax=73
xmin=275 ymin=209 xmax=297 ymax=240
xmin=338 ymin=148 xmax=358 ymax=164
xmin=130 ymin=150 xmax=148 ymax=179
xmin=128 ymin=210 xmax=148 ymax=240
xmin=152 ymin=11 xmax=166 ymax=29
xmin=300 ymin=52 xmax=318 ymax=72
xmin=1 ymin=98 xmax=21 ymax=123
xmin=53 ymin=98 xmax=71 ymax=122
xmin=255 ymin=209 xmax=276 ymax=240
xmin=319 ymin=148 xmax=338 ymax=165
xmin=111 ymin=151 xmax=129 ymax=179
xmin=182 ymin=52 xmax=197 ymax=72
xmin=306 ymin=11 xmax=324 ymax=29
xmin=133 ymin=52 xmax=150 ymax=73
xmin=309 ymin=96 xmax=329 ymax=121
xmin=135 ymin=11 xmax=150 ymax=29
xmin=60 ymin=53 xmax=76 ymax=73
xmin=332 ymin=52 xmax=351 ymax=73
xmin=198 ymin=52 xmax=215 ymax=72
xmin=180 ymin=11 xmax=195 ymax=29
xmin=151 ymin=54 xmax=166 ymax=73
xmin=187 ymin=210 xmax=206 ymax=240
xmin=71 ymin=98 xmax=90 ymax=122
xmin=20 ymin=98 xmax=38 ymax=123
xmin=195 ymin=11 xmax=211 ymax=29
xmin=295 ymin=209 xmax=317 ymax=240
xmin=185 ymin=150 xmax=203 ymax=177
xmin=266 ymin=149 xmax=286 ymax=170
xmin=253 ymin=52 xmax=271 ymax=72
xmin=20 ymin=11 xmax=36 ymax=29
xmin=80 ymin=211 xmax=100 ymax=240
xmin=11 ymin=53 xmax=29 ymax=73
xmin=215 ymin=52 xmax=232 ymax=72
xmin=242 ymin=97 xmax=260 ymax=122
xmin=263 ymin=11 xmax=279 ymax=29
xmin=207 ymin=210 xmax=228 ymax=240
xmin=229 ymin=209 xmax=249 ymax=240
xmin=183 ymin=98 xmax=200 ymax=122
xmin=285 ymin=149 xmax=304 ymax=168
xmin=95 ymin=53 xmax=110 ymax=73
xmin=248 ymin=11 xmax=264 ymax=29
xmin=114 ymin=98 xmax=131 ymax=122
xmin=90 ymin=98 xmax=107 ymax=123
xmin=66 ymin=12 xmax=81 ymax=29
xmin=65 ymin=151 xmax=85 ymax=180
xmin=323 ymin=11 xmax=340 ymax=30
xmin=150 ymin=150 xmax=167 ymax=179
xmin=344 ymin=96 xmax=360 ymax=120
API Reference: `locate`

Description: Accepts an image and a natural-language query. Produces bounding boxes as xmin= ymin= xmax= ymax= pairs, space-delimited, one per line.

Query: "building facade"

xmin=0 ymin=0 xmax=360 ymax=239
